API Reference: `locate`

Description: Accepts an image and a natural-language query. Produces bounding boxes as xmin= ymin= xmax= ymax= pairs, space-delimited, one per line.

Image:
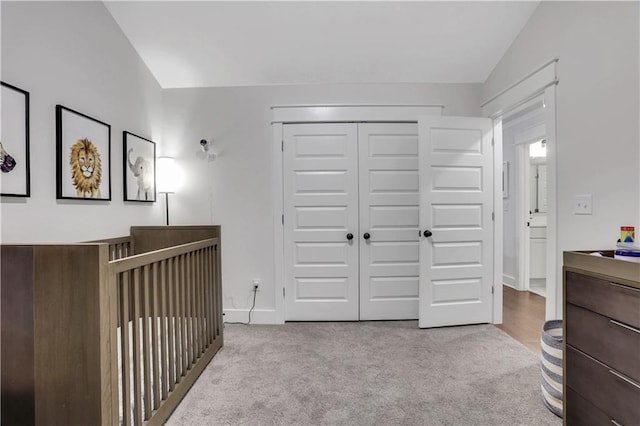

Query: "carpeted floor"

xmin=167 ymin=321 xmax=561 ymax=426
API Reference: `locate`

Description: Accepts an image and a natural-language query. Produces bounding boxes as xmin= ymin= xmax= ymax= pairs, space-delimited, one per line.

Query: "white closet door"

xmin=283 ymin=123 xmax=359 ymax=321
xmin=358 ymin=123 xmax=420 ymax=320
xmin=418 ymin=116 xmax=494 ymax=328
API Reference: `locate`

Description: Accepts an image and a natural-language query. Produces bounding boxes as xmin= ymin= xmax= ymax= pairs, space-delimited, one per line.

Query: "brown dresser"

xmin=563 ymin=251 xmax=640 ymax=425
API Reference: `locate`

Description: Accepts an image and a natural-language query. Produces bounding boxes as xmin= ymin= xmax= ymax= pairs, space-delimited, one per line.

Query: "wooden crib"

xmin=1 ymin=226 xmax=223 ymax=426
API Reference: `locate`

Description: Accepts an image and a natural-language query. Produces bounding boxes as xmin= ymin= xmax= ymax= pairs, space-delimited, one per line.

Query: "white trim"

xmin=223 ymin=309 xmax=280 ymax=325
xmin=272 ymin=105 xmax=443 ymax=123
xmin=483 ymin=63 xmax=560 ymax=321
xmin=543 ymin=85 xmax=560 ymax=321
xmin=272 ymin=122 xmax=285 ymax=324
xmin=502 ymin=274 xmax=517 ymax=288
xmin=493 ymin=119 xmax=504 ymax=325
xmin=481 ymin=58 xmax=558 ymax=108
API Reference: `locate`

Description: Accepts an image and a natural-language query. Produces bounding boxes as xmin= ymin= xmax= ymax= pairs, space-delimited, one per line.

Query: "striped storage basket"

xmin=540 ymin=320 xmax=563 ymax=417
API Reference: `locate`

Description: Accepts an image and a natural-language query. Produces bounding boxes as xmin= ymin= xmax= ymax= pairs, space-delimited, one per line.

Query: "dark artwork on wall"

xmin=123 ymin=131 xmax=156 ymax=202
xmin=56 ymin=105 xmax=111 ymax=200
xmin=1 ymin=82 xmax=30 ymax=197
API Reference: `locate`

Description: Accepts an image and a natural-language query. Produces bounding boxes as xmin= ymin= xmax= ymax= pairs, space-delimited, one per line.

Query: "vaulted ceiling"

xmin=104 ymin=1 xmax=539 ymax=89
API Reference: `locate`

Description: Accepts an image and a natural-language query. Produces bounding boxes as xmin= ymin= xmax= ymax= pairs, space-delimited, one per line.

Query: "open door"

xmin=418 ymin=116 xmax=494 ymax=328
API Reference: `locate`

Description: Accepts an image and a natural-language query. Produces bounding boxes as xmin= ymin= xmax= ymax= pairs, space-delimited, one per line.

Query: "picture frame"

xmin=502 ymin=160 xmax=509 ymax=199
xmin=1 ymin=82 xmax=30 ymax=197
xmin=56 ymin=105 xmax=111 ymax=200
xmin=123 ymin=131 xmax=156 ymax=202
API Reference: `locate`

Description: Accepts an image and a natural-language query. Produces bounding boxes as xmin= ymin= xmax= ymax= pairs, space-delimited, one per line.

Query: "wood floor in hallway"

xmin=496 ymin=286 xmax=546 ymax=354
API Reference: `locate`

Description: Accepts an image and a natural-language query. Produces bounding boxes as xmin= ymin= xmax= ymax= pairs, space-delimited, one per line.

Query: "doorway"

xmin=499 ymin=96 xmax=549 ymax=338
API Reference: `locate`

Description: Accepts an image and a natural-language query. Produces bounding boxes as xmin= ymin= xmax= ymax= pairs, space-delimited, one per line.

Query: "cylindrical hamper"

xmin=540 ymin=320 xmax=563 ymax=417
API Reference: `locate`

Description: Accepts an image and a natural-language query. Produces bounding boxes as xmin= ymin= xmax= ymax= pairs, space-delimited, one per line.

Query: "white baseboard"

xmin=503 ymin=274 xmax=517 ymax=289
xmin=223 ymin=308 xmax=282 ymax=325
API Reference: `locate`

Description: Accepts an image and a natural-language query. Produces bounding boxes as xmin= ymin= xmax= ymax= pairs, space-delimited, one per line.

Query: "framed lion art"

xmin=56 ymin=105 xmax=111 ymax=200
xmin=123 ymin=131 xmax=156 ymax=202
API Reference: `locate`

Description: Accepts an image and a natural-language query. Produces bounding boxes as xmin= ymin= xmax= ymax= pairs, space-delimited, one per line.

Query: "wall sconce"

xmin=157 ymin=156 xmax=176 ymax=226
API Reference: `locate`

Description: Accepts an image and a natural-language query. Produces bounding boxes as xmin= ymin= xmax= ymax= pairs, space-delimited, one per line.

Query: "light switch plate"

xmin=574 ymin=194 xmax=592 ymax=215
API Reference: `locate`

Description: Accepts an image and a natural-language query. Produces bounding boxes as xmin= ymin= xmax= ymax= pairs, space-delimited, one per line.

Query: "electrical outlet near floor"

xmin=252 ymin=279 xmax=260 ymax=291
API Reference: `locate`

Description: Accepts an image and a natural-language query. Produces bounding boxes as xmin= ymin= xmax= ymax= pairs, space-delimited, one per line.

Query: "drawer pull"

xmin=609 ymin=282 xmax=640 ymax=293
xmin=610 ymin=319 xmax=640 ymax=334
xmin=609 ymin=369 xmax=640 ymax=390
xmin=611 ymin=420 xmax=623 ymax=426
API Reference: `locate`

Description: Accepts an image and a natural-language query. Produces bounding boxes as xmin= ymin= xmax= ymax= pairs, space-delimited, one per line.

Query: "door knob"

xmin=423 ymin=230 xmax=433 ymax=238
xmin=346 ymin=233 xmax=354 ymax=241
xmin=363 ymin=232 xmax=370 ymax=240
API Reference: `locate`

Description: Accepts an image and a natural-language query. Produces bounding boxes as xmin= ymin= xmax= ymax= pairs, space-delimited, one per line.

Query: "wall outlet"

xmin=574 ymin=194 xmax=593 ymax=215
xmin=252 ymin=279 xmax=260 ymax=291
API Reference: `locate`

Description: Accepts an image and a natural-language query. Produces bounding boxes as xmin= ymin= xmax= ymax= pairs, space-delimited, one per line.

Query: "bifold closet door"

xmin=358 ymin=123 xmax=420 ymax=320
xmin=283 ymin=123 xmax=359 ymax=321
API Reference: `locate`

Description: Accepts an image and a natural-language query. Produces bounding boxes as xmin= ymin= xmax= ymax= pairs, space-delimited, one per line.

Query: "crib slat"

xmin=216 ymin=243 xmax=222 ymax=337
xmin=142 ymin=265 xmax=152 ymax=420
xmin=151 ymin=262 xmax=160 ymax=411
xmin=200 ymin=249 xmax=207 ymax=351
xmin=196 ymin=250 xmax=203 ymax=356
xmin=181 ymin=254 xmax=189 ymax=374
xmin=210 ymin=246 xmax=216 ymax=342
xmin=209 ymin=246 xmax=216 ymax=342
xmin=168 ymin=257 xmax=177 ymax=390
xmin=200 ymin=250 xmax=206 ymax=350
xmin=176 ymin=254 xmax=183 ymax=379
xmin=132 ymin=268 xmax=143 ymax=426
xmin=212 ymin=245 xmax=218 ymax=339
xmin=204 ymin=247 xmax=212 ymax=345
xmin=159 ymin=259 xmax=168 ymax=401
xmin=120 ymin=272 xmax=132 ymax=426
xmin=186 ymin=252 xmax=194 ymax=366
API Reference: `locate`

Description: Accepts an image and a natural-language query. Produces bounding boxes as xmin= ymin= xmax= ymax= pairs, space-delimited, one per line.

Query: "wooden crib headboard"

xmin=131 ymin=225 xmax=220 ymax=255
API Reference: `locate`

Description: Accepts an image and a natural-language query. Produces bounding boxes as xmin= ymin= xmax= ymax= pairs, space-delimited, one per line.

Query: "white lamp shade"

xmin=157 ymin=157 xmax=177 ymax=193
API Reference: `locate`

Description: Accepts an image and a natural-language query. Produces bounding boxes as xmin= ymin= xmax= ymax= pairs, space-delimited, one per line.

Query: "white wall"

xmin=162 ymin=83 xmax=481 ymax=323
xmin=484 ymin=2 xmax=639 ymax=315
xmin=1 ymin=1 xmax=164 ymax=243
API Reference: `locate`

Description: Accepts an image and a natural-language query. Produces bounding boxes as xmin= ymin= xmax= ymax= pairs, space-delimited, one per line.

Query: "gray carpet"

xmin=167 ymin=321 xmax=561 ymax=426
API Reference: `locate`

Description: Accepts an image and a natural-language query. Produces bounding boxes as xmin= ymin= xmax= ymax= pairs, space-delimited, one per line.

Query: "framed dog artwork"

xmin=56 ymin=105 xmax=111 ymax=200
xmin=1 ymin=81 xmax=30 ymax=197
xmin=123 ymin=131 xmax=156 ymax=202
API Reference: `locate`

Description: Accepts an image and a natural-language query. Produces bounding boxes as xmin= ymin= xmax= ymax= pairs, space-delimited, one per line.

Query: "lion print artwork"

xmin=69 ymin=138 xmax=102 ymax=198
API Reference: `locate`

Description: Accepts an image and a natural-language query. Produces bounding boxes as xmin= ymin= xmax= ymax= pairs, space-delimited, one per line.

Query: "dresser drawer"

xmin=566 ymin=346 xmax=640 ymax=425
xmin=565 ymin=271 xmax=640 ymax=328
xmin=565 ymin=387 xmax=613 ymax=426
xmin=566 ymin=303 xmax=640 ymax=383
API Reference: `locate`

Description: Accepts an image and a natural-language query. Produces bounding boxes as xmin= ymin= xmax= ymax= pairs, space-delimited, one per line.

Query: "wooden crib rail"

xmin=86 ymin=235 xmax=134 ymax=260
xmin=108 ymin=237 xmax=222 ymax=426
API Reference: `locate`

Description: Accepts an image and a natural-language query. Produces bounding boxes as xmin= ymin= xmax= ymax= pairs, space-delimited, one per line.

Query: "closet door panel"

xmin=283 ymin=123 xmax=359 ymax=321
xmin=359 ymin=123 xmax=420 ymax=320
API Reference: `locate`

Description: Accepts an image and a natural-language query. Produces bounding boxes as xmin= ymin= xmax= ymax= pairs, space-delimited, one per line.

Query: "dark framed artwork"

xmin=123 ymin=131 xmax=156 ymax=202
xmin=1 ymin=82 xmax=30 ymax=197
xmin=56 ymin=105 xmax=111 ymax=200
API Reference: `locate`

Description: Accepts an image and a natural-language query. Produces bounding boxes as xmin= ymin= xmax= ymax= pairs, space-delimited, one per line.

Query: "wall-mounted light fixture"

xmin=157 ymin=156 xmax=176 ymax=226
xmin=199 ymin=138 xmax=216 ymax=160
